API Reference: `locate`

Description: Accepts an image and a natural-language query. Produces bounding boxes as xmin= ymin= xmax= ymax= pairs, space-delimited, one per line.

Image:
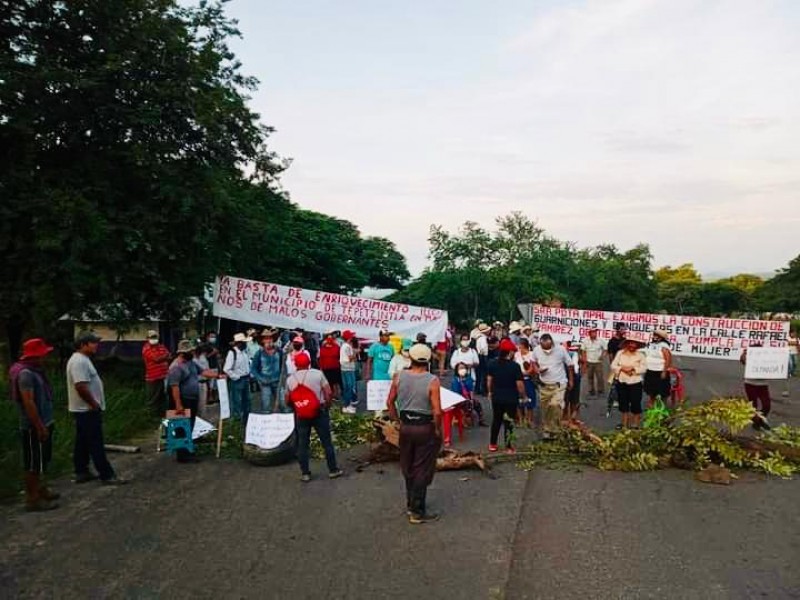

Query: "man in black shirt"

xmin=487 ymin=339 xmax=526 ymax=454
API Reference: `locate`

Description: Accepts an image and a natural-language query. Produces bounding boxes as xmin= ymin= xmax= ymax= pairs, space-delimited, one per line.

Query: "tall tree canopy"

xmin=0 ymin=0 xmax=408 ymax=357
xmin=390 ymin=212 xmax=658 ymax=326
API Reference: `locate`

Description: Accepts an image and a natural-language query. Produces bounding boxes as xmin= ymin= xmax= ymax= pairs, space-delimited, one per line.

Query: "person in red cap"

xmin=9 ymin=338 xmax=59 ymax=511
xmin=486 ymin=338 xmax=526 ymax=453
xmin=286 ymin=352 xmax=343 ymax=482
xmin=339 ymin=330 xmax=359 ymax=413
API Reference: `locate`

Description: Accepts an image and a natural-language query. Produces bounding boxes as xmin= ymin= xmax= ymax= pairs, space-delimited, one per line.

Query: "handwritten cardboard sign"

xmin=745 ymin=347 xmax=790 ymax=380
xmin=218 ymin=381 xmax=231 ymax=420
xmin=245 ymin=413 xmax=296 ymax=450
xmin=367 ymin=380 xmax=392 ymax=411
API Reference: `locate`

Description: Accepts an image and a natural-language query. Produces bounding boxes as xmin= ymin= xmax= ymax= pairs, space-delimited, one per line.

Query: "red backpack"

xmin=288 ymin=372 xmax=321 ymax=420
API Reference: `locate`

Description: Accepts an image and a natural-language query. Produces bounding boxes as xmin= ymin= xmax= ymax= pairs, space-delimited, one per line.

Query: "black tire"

xmin=243 ymin=430 xmax=297 ymax=467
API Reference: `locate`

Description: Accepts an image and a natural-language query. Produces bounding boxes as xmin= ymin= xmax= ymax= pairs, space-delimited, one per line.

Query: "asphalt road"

xmin=1 ymin=358 xmax=799 ymax=599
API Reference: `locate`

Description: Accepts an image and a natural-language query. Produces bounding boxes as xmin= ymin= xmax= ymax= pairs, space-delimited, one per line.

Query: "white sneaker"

xmin=344 ymin=405 xmax=357 ymax=414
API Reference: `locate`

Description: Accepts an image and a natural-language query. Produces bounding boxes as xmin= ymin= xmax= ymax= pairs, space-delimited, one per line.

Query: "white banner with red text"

xmin=528 ymin=304 xmax=789 ymax=360
xmin=213 ymin=275 xmax=448 ymax=342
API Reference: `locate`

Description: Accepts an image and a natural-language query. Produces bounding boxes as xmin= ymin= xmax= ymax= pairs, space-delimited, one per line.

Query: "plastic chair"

xmin=442 ymin=405 xmax=466 ymax=447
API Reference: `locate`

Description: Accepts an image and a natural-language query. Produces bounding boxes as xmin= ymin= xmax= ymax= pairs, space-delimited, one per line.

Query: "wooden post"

xmin=216 ymin=417 xmax=224 ymax=458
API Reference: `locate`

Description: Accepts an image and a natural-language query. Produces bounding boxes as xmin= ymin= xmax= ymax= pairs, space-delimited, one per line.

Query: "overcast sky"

xmin=224 ymin=0 xmax=799 ymax=278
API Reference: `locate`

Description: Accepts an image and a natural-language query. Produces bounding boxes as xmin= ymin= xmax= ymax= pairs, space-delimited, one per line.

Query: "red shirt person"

xmin=142 ymin=330 xmax=171 ymax=415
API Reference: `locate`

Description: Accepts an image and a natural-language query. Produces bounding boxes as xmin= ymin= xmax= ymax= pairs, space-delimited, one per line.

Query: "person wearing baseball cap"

xmin=367 ymin=329 xmax=395 ymax=383
xmin=66 ymin=331 xmax=127 ymax=485
xmin=486 ymin=338 xmax=526 ymax=453
xmin=286 ymin=352 xmax=343 ymax=482
xmin=387 ymin=343 xmax=442 ymax=524
xmin=285 ymin=335 xmax=311 ymax=377
xmin=10 ymin=338 xmax=59 ymax=510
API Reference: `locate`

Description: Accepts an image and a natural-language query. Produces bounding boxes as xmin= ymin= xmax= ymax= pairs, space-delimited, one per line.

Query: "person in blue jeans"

xmin=286 ymin=353 xmax=343 ymax=482
xmin=223 ymin=333 xmax=252 ymax=423
xmin=251 ymin=330 xmax=284 ymax=413
xmin=339 ymin=331 xmax=359 ymax=413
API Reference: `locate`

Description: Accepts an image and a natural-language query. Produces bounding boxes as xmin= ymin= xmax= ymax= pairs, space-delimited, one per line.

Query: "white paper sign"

xmin=745 ymin=347 xmax=790 ymax=380
xmin=245 ymin=413 xmax=296 ymax=450
xmin=367 ymin=380 xmax=392 ymax=411
xmin=441 ymin=388 xmax=467 ymax=411
xmin=218 ymin=380 xmax=231 ymax=420
xmin=192 ymin=417 xmax=216 ymax=440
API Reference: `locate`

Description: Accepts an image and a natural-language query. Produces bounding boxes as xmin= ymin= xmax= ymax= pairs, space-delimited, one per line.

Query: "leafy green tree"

xmin=757 ymin=254 xmax=800 ymax=312
xmin=654 ymin=264 xmax=703 ymax=285
xmin=0 ymin=0 xmax=283 ymax=356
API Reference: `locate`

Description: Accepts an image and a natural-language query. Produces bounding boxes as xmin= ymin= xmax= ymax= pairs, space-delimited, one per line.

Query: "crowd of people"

xmin=8 ymin=319 xmax=797 ymax=520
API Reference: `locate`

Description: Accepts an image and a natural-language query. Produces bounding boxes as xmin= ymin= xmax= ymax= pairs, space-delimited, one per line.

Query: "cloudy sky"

xmin=224 ymin=0 xmax=799 ymax=278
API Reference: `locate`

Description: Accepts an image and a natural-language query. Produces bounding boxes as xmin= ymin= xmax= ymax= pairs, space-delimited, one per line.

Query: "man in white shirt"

xmin=582 ymin=328 xmax=607 ymax=397
xmin=223 ymin=333 xmax=251 ymax=423
xmin=531 ymin=334 xmax=574 ymax=439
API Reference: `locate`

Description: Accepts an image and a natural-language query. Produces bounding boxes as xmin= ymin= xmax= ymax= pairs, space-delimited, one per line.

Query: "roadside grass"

xmin=1 ymin=359 xmax=153 ymax=501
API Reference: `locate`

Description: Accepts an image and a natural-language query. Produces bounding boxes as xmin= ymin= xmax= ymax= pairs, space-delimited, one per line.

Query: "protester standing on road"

xmin=611 ymin=338 xmax=647 ymax=429
xmin=10 ymin=338 xmax=59 ymax=511
xmin=319 ymin=331 xmax=342 ymax=400
xmin=387 ymin=343 xmax=442 ymax=524
xmin=514 ymin=338 xmax=537 ymax=428
xmin=168 ymin=339 xmax=225 ymax=463
xmin=366 ymin=329 xmax=395 ymax=381
xmin=287 ymin=353 xmax=343 ymax=482
xmin=251 ymin=329 xmax=283 ymax=413
xmin=582 ymin=328 xmax=607 ymax=397
xmin=285 ymin=335 xmax=311 ymax=378
xmin=142 ymin=329 xmax=171 ymax=416
xmin=644 ymin=328 xmax=673 ymax=407
xmin=487 ymin=338 xmax=526 ymax=453
xmin=340 ymin=331 xmax=359 ymax=413
xmin=203 ymin=331 xmax=221 ymax=404
xmin=564 ymin=340 xmax=585 ymax=422
xmin=245 ymin=329 xmax=260 ymax=360
xmin=223 ymin=333 xmax=252 ymax=423
xmin=740 ymin=342 xmax=772 ymax=430
xmin=193 ymin=344 xmax=211 ymax=415
xmin=531 ymin=334 xmax=574 ymax=440
xmin=67 ymin=331 xmax=126 ymax=485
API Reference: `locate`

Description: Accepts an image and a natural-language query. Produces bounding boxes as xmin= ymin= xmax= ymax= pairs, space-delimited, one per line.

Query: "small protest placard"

xmin=245 ymin=413 xmax=295 ymax=450
xmin=192 ymin=417 xmax=216 ymax=440
xmin=367 ymin=380 xmax=392 ymax=411
xmin=745 ymin=347 xmax=790 ymax=380
xmin=218 ymin=380 xmax=231 ymax=420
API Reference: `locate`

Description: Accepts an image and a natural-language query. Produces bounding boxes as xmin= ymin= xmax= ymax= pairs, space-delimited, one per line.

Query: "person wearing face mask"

xmin=451 ymin=361 xmax=486 ymax=428
xmin=367 ymin=330 xmax=395 ymax=382
xmin=530 ymin=334 xmax=574 ymax=440
xmin=450 ymin=334 xmax=480 ymax=380
xmin=389 ymin=339 xmax=414 ymax=379
xmin=142 ymin=330 xmax=171 ymax=416
xmin=251 ymin=329 xmax=284 ymax=413
xmin=318 ymin=330 xmax=342 ymax=400
xmin=223 ymin=333 xmax=252 ymax=423
xmin=286 ymin=335 xmax=311 ymax=377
